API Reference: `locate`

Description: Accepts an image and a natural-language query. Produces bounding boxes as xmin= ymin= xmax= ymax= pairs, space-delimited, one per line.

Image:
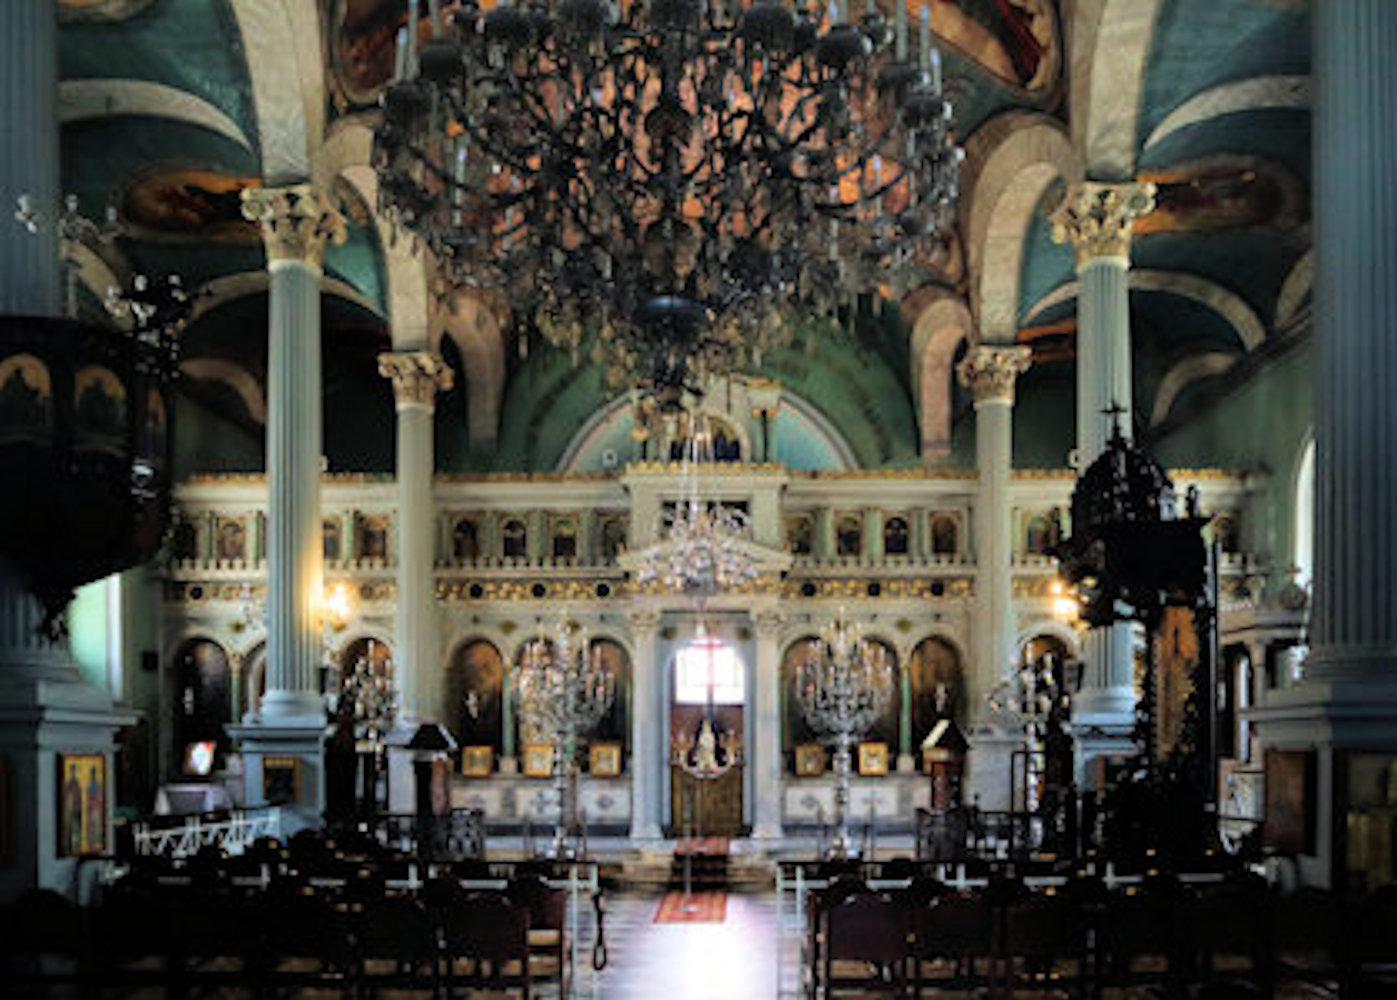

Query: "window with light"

xmin=674 ymin=638 xmax=745 ymax=705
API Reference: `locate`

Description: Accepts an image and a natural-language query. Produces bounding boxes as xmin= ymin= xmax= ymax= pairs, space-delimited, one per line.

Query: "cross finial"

xmin=1101 ymin=400 xmax=1128 ymax=440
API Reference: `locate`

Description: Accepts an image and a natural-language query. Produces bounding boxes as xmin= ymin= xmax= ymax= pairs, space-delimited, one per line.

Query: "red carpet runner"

xmin=655 ymin=837 xmax=730 ymax=923
xmin=654 ymin=890 xmax=727 ymax=924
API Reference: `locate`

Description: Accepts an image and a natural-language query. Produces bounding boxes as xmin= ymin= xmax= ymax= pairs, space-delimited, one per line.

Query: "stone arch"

xmin=907 ymin=293 xmax=972 ymax=461
xmin=1143 ymin=75 xmax=1311 ymax=153
xmin=1149 ymin=352 xmax=1239 ymax=427
xmin=59 ymin=79 xmax=253 ymax=151
xmin=1275 ymin=248 xmax=1314 ymax=332
xmin=1069 ymin=0 xmax=1166 ymax=180
xmin=1024 ymin=270 xmax=1268 ymax=352
xmin=338 ymin=159 xmax=433 ymax=350
xmin=440 ymin=293 xmax=506 ymax=451
xmin=193 ymin=271 xmax=380 ymax=323
xmin=960 ymin=111 xmax=1080 ymax=342
xmin=179 ymin=358 xmax=267 ymax=423
xmin=229 ymin=0 xmax=324 ymax=182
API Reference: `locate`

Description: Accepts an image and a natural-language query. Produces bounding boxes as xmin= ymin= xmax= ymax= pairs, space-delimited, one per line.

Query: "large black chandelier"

xmin=373 ymin=0 xmax=961 ymax=391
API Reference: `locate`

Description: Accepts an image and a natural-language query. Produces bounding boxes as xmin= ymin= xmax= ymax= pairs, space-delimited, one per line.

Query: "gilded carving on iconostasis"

xmin=120 ymin=169 xmax=261 ymax=243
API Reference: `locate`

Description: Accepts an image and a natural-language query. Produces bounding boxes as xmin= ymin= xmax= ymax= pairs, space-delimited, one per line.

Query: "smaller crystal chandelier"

xmin=798 ymin=609 xmax=893 ymax=857
xmin=634 ymin=412 xmax=757 ymax=594
xmin=514 ymin=618 xmax=616 ymax=856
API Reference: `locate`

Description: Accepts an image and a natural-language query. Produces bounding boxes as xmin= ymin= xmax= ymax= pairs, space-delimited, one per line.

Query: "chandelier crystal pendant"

xmin=374 ymin=0 xmax=962 ymax=390
xmin=634 ymin=412 xmax=757 ymax=593
xmin=798 ymin=609 xmax=892 ymax=857
xmin=513 ymin=619 xmax=616 ymax=856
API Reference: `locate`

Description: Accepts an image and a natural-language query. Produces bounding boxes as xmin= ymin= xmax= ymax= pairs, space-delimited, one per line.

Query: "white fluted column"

xmin=751 ymin=607 xmax=785 ymax=840
xmin=1245 ymin=3 xmax=1397 ymax=889
xmin=379 ymin=352 xmax=453 ymax=723
xmin=240 ymin=186 xmax=345 ymax=723
xmin=1051 ymin=182 xmax=1156 ymax=727
xmin=958 ymin=345 xmax=1031 ymax=722
xmin=0 ymin=0 xmax=59 ymax=318
xmin=1308 ymin=0 xmax=1397 ymax=686
xmin=628 ymin=608 xmax=663 ymax=840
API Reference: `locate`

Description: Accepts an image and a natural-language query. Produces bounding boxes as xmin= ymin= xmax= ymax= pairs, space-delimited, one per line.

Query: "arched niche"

xmin=781 ymin=635 xmax=901 ymax=770
xmin=909 ymin=636 xmax=966 ymax=760
xmin=445 ymin=639 xmax=505 ymax=752
xmin=171 ymin=638 xmax=232 ymax=772
xmin=781 ymin=636 xmax=823 ymax=767
xmin=590 ymin=638 xmax=630 ymax=754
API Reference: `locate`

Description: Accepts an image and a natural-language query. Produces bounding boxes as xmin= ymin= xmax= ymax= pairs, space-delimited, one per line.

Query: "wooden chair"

xmin=355 ymin=893 xmax=442 ymax=997
xmin=910 ymin=890 xmax=995 ymax=998
xmin=1002 ymin=888 xmax=1089 ymax=997
xmin=437 ymin=890 xmax=532 ymax=998
xmin=817 ymin=885 xmax=909 ymax=998
xmin=510 ymin=873 xmax=570 ymax=997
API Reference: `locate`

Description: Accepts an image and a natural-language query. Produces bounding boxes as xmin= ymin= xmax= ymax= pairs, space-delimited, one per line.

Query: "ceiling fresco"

xmin=54 ymin=0 xmax=1313 ymax=474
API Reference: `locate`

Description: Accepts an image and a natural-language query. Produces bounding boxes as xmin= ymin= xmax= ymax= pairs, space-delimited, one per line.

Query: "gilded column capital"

xmin=377 ymin=350 xmax=454 ymax=410
xmin=956 ymin=344 xmax=1032 ymax=405
xmin=1049 ymin=181 xmax=1157 ymax=269
xmin=241 ymin=184 xmax=347 ymax=268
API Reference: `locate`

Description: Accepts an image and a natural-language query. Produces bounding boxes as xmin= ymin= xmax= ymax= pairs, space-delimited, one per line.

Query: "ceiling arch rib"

xmin=339 ymin=161 xmax=432 ymax=351
xmin=228 ymin=0 xmax=324 ymax=182
xmin=59 ymin=79 xmax=253 ymax=151
xmin=1149 ymin=352 xmax=1238 ymax=428
xmin=959 ymin=111 xmax=1079 ymax=344
xmin=907 ymin=293 xmax=971 ymax=461
xmin=1274 ymin=248 xmax=1314 ymax=332
xmin=180 ymin=357 xmax=268 ymax=423
xmin=1023 ymin=270 xmax=1268 ymax=352
xmin=192 ymin=270 xmax=380 ymax=323
xmin=1143 ymin=75 xmax=1311 ymax=154
xmin=1069 ymin=0 xmax=1165 ymax=180
xmin=442 ymin=294 xmax=505 ymax=452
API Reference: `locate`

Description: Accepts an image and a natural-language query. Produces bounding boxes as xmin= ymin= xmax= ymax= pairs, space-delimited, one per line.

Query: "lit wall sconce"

xmin=324 ymin=581 xmax=352 ymax=632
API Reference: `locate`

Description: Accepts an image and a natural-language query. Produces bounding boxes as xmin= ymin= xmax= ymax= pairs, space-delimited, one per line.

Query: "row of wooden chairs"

xmin=2 ymin=872 xmax=569 ymax=998
xmin=805 ymin=871 xmax=1295 ymax=998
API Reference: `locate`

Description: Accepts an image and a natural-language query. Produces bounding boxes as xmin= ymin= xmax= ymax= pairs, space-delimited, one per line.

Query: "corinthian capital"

xmin=1049 ymin=181 xmax=1157 ymax=269
xmin=241 ymin=184 xmax=346 ymax=267
xmin=377 ymin=351 xmax=454 ymax=410
xmin=956 ymin=345 xmax=1032 ymax=405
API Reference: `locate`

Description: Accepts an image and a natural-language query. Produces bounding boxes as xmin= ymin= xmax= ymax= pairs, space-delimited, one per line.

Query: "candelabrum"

xmin=514 ymin=619 xmax=615 ymax=857
xmin=339 ymin=641 xmax=399 ymax=817
xmin=798 ymin=611 xmax=893 ymax=857
xmin=634 ymin=412 xmax=757 ymax=595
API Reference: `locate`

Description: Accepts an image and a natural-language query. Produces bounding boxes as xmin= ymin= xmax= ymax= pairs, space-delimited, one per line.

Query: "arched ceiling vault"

xmin=960 ymin=111 xmax=1080 ymax=343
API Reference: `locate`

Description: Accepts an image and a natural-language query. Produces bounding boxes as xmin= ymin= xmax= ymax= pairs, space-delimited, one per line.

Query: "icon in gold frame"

xmin=461 ymin=745 xmax=494 ymax=777
xmin=794 ymin=742 xmax=827 ymax=777
xmin=857 ymin=741 xmax=889 ymax=776
xmin=589 ymin=742 xmax=622 ymax=777
xmin=522 ymin=744 xmax=554 ymax=778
